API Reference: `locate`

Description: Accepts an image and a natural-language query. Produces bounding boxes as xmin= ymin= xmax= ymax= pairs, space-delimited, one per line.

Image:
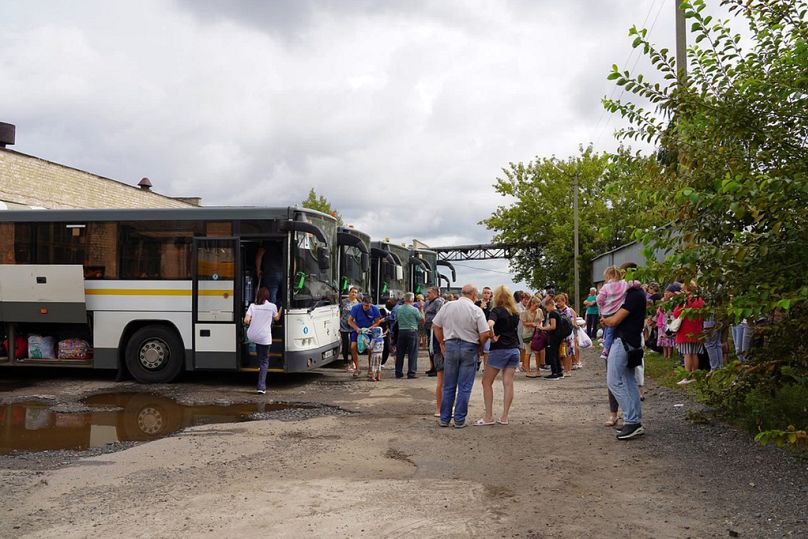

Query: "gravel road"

xmin=1 ymin=347 xmax=806 ymax=538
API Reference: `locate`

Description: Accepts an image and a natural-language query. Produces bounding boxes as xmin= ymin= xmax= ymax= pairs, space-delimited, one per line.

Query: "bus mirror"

xmin=294 ymin=271 xmax=306 ymax=290
xmin=318 ymin=250 xmax=330 ymax=271
xmin=361 ymin=253 xmax=369 ymax=272
xmin=395 ymin=265 xmax=403 ymax=281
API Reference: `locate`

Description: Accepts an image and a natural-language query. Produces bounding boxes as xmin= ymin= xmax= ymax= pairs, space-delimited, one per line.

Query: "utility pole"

xmin=573 ymin=171 xmax=580 ymax=313
xmin=552 ymin=162 xmax=581 ymax=310
xmin=675 ymin=1 xmax=687 ymax=79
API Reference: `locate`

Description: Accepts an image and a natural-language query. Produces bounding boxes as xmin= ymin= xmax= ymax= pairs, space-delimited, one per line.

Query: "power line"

xmin=450 ymin=261 xmax=514 ymax=275
xmin=593 ymin=0 xmax=668 ymax=148
xmin=590 ymin=0 xmax=660 ymax=146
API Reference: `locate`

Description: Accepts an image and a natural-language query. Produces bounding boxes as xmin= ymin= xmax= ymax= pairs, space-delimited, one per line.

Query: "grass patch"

xmin=643 ymin=350 xmax=685 ymax=390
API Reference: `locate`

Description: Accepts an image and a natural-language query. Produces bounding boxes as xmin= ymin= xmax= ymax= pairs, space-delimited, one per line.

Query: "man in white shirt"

xmin=432 ymin=284 xmax=490 ymax=428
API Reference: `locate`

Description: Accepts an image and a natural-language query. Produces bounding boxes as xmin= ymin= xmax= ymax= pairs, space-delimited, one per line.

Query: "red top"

xmin=673 ymin=296 xmax=704 ymax=344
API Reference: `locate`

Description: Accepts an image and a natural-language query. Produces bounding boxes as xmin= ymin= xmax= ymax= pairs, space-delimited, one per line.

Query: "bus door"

xmin=238 ymin=237 xmax=287 ymax=371
xmin=193 ymin=238 xmax=238 ymax=370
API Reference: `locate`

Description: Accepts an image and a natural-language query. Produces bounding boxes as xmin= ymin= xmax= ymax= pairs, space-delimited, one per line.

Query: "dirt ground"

xmin=1 ymin=347 xmax=807 ymax=538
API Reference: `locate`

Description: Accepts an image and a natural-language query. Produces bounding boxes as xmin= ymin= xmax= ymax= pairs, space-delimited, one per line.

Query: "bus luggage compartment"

xmin=0 ymin=265 xmax=87 ymax=323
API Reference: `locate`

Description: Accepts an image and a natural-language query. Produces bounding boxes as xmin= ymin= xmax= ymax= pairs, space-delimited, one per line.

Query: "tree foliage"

xmin=482 ymin=147 xmax=660 ymax=296
xmin=603 ymin=0 xmax=807 ymax=443
xmin=301 ymin=188 xmax=343 ymax=225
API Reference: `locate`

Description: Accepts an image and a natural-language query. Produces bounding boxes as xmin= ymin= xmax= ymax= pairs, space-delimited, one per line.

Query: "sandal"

xmin=605 ymin=416 xmax=619 ymax=427
xmin=475 ymin=418 xmax=495 ymax=426
xmin=525 ymin=374 xmax=539 ymax=378
xmin=496 ymin=418 xmax=509 ymax=425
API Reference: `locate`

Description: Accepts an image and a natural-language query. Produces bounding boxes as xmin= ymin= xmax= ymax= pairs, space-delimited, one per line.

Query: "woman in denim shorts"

xmin=476 ymin=285 xmax=521 ymax=426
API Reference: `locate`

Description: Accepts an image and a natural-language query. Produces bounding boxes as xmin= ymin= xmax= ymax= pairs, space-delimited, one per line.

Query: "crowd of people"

xmin=335 ymin=278 xmax=650 ymax=440
xmin=241 ymin=259 xmax=752 ymax=442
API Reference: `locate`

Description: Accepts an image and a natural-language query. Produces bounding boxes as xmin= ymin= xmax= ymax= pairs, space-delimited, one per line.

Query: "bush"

xmin=742 ymin=384 xmax=808 ymax=434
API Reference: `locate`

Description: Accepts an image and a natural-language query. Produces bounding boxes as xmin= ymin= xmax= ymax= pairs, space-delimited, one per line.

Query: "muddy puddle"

xmin=0 ymin=392 xmax=312 ymax=454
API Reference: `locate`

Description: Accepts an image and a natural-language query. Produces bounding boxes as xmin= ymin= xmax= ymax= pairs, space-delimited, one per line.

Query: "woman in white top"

xmin=244 ymin=286 xmax=282 ymax=394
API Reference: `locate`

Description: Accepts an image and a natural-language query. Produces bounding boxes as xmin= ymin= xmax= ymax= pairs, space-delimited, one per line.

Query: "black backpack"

xmin=556 ymin=312 xmax=573 ymax=339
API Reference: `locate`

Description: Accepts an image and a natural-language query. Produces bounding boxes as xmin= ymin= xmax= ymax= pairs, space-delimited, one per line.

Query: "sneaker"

xmin=438 ymin=421 xmax=450 ymax=427
xmin=540 ymin=365 xmax=551 ymax=371
xmin=407 ymin=375 xmax=418 ymax=379
xmin=616 ymin=423 xmax=645 ymax=440
xmin=453 ymin=421 xmax=467 ymax=429
xmin=256 ymin=389 xmax=266 ymax=394
xmin=544 ymin=373 xmax=562 ymax=379
xmin=426 ymin=371 xmax=437 ymax=377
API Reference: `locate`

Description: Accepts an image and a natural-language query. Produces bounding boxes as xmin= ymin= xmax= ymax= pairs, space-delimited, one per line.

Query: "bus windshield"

xmin=340 ymin=245 xmax=367 ymax=295
xmin=384 ymin=244 xmax=408 ymax=299
xmin=290 ymin=213 xmax=338 ymax=309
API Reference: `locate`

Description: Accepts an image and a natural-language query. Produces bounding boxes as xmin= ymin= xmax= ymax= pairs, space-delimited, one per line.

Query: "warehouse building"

xmin=0 ymin=122 xmax=199 ymax=210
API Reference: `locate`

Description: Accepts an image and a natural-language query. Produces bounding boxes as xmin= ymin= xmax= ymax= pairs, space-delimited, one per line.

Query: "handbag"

xmin=665 ymin=315 xmax=683 ymax=337
xmin=530 ymin=328 xmax=547 ymax=351
xmin=622 ymin=339 xmax=644 ymax=369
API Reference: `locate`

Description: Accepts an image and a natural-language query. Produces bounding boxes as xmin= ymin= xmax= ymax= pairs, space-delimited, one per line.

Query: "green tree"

xmin=482 ymin=147 xmax=659 ymax=297
xmin=301 ymin=188 xmax=343 ymax=226
xmin=604 ymin=0 xmax=807 ymax=443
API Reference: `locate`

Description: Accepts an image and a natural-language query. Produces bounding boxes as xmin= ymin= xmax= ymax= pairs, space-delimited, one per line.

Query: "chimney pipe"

xmin=0 ymin=122 xmax=15 ymax=148
xmin=138 ymin=177 xmax=153 ymax=191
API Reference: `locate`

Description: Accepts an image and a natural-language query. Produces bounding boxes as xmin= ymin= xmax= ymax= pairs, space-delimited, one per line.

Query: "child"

xmin=597 ymin=266 xmax=641 ymax=360
xmin=369 ymin=327 xmax=385 ymax=381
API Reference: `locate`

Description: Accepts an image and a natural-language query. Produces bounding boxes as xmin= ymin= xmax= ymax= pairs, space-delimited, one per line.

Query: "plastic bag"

xmin=577 ymin=330 xmax=592 ymax=349
xmin=357 ymin=333 xmax=370 ymax=354
xmin=28 ymin=335 xmax=56 ymax=359
xmin=58 ymin=339 xmax=93 ymax=360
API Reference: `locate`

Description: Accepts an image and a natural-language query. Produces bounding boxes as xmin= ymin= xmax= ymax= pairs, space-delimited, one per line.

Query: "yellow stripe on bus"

xmin=85 ymin=289 xmax=233 ymax=296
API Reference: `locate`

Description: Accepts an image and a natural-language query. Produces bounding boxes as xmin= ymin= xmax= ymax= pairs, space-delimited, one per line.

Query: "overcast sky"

xmin=1 ymin=0 xmax=709 ymax=296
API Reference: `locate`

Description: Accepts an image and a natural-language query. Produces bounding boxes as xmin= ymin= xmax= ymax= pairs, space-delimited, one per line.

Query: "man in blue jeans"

xmin=432 ymin=284 xmax=490 ymax=428
xmin=602 ymin=262 xmax=647 ymax=440
xmin=395 ymin=292 xmax=424 ymax=378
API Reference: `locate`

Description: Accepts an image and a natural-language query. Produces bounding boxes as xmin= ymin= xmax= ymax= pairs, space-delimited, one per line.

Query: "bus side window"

xmin=0 ymin=223 xmax=28 ymax=264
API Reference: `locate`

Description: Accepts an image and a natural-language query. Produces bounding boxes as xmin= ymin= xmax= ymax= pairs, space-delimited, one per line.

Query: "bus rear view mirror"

xmin=317 ymin=250 xmax=330 ymax=271
xmin=395 ymin=265 xmax=403 ymax=281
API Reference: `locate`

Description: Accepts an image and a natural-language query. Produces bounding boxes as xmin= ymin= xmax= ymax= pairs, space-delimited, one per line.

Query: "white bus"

xmin=0 ymin=207 xmax=341 ymax=383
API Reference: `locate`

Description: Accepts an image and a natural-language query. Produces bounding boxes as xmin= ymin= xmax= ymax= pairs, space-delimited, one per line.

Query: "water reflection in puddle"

xmin=0 ymin=393 xmax=310 ymax=454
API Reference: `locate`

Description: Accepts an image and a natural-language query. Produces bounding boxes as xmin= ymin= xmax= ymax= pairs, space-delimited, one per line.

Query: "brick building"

xmin=0 ymin=122 xmax=198 ymax=210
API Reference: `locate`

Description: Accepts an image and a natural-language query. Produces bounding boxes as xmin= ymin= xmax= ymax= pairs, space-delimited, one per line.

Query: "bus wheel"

xmin=125 ymin=326 xmax=184 ymax=384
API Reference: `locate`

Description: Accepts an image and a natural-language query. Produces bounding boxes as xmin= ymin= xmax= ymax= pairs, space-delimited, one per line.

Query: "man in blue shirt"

xmin=348 ymin=295 xmax=382 ymax=377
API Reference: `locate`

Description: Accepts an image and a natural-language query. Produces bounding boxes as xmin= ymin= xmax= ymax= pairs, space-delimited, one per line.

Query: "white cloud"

xmin=3 ymin=0 xmax=741 ymax=292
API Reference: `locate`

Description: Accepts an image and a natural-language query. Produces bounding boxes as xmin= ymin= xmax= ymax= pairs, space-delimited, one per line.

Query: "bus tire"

xmin=124 ymin=325 xmax=184 ymax=384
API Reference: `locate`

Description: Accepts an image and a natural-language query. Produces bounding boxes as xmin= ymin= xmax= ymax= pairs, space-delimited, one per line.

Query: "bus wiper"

xmin=307 ymin=299 xmax=333 ymax=312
